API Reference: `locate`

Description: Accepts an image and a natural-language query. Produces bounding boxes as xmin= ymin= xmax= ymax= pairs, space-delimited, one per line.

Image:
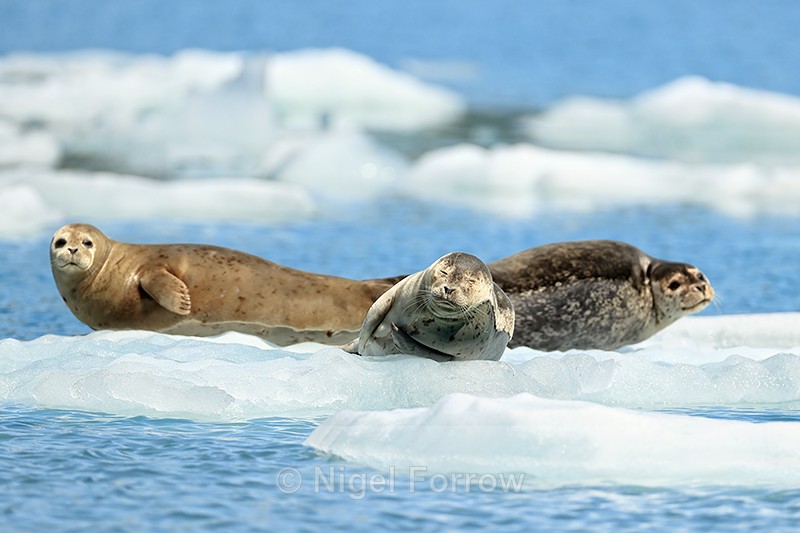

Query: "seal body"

xmin=50 ymin=223 xmax=392 ymax=345
xmin=345 ymin=252 xmax=514 ymax=361
xmin=488 ymin=240 xmax=714 ymax=351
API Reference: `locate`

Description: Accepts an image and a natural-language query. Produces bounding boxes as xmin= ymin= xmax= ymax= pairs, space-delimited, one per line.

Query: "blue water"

xmin=2 ymin=0 xmax=800 ymax=107
xmin=3 ymin=205 xmax=800 ymax=530
xmin=2 ymin=404 xmax=800 ymax=532
xmin=3 ymin=1 xmax=800 ymax=529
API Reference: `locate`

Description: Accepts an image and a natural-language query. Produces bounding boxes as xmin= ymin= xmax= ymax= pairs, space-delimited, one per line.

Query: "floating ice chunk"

xmin=634 ymin=313 xmax=800 ymax=353
xmin=0 ymin=50 xmax=241 ymax=128
xmin=406 ymin=142 xmax=800 ymax=216
xmin=306 ymin=392 xmax=800 ymax=486
xmin=267 ymin=48 xmax=464 ymax=131
xmin=0 ymin=50 xmax=269 ymax=178
xmin=0 ymin=49 xmax=460 ymax=179
xmin=529 ymin=76 xmax=800 ymax=164
xmin=0 ymin=120 xmax=61 ymax=169
xmin=0 ymin=169 xmax=315 ymax=229
xmin=0 ymin=183 xmax=61 ymax=236
xmin=262 ymin=129 xmax=408 ymax=197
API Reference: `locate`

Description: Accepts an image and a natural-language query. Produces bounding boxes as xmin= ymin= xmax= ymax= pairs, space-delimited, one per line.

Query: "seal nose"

xmin=443 ymin=286 xmax=455 ymax=296
xmin=68 ymin=247 xmax=78 ymax=254
xmin=695 ymin=283 xmax=707 ymax=293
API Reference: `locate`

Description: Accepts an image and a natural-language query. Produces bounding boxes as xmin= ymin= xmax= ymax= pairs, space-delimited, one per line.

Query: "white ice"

xmin=267 ymin=48 xmax=464 ymax=131
xmin=2 ymin=313 xmax=800 ymax=422
xmin=260 ymin=129 xmax=408 ymax=198
xmin=307 ymin=392 xmax=800 ymax=487
xmin=5 ymin=137 xmax=799 ymax=236
xmin=0 ymin=48 xmax=462 ymax=178
xmin=406 ymin=142 xmax=800 ymax=217
xmin=0 ymin=48 xmax=462 ymax=133
xmin=0 ymin=169 xmax=315 ymax=236
xmin=4 ymin=51 xmax=800 ymax=222
xmin=528 ymin=76 xmax=800 ymax=165
xmin=0 ymin=119 xmax=61 ymax=169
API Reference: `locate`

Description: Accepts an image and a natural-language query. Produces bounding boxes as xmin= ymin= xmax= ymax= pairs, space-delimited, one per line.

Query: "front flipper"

xmin=391 ymin=323 xmax=454 ymax=362
xmin=356 ymin=279 xmax=403 ymax=354
xmin=140 ymin=268 xmax=191 ymax=315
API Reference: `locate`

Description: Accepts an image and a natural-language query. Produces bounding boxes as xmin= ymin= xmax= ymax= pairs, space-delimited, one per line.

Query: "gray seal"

xmin=344 ymin=252 xmax=514 ymax=361
xmin=488 ymin=240 xmax=714 ymax=351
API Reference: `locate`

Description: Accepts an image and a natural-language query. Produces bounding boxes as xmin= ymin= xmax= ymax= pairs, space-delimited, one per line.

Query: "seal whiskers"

xmin=488 ymin=240 xmax=714 ymax=351
xmin=345 ymin=252 xmax=514 ymax=361
xmin=50 ymin=223 xmax=395 ymax=345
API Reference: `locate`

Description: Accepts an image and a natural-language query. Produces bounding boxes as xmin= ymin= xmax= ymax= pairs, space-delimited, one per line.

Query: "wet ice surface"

xmin=4 ymin=314 xmax=800 ymax=421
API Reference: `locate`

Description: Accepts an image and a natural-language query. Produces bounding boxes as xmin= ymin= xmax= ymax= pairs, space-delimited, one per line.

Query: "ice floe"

xmin=267 ymin=48 xmax=464 ymax=131
xmin=0 ymin=120 xmax=61 ymax=169
xmin=307 ymin=392 xmax=800 ymax=486
xmin=0 ymin=48 xmax=462 ymax=178
xmin=406 ymin=142 xmax=800 ymax=217
xmin=1 ymin=314 xmax=800 ymax=421
xmin=260 ymin=129 xmax=408 ymax=198
xmin=0 ymin=169 xmax=315 ymax=235
xmin=528 ymin=76 xmax=800 ymax=165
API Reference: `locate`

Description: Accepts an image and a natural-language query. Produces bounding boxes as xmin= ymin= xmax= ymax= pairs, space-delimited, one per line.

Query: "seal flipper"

xmin=356 ymin=280 xmax=403 ymax=355
xmin=493 ymin=282 xmax=515 ymax=339
xmin=140 ymin=268 xmax=192 ymax=315
xmin=340 ymin=338 xmax=359 ymax=354
xmin=391 ymin=323 xmax=454 ymax=362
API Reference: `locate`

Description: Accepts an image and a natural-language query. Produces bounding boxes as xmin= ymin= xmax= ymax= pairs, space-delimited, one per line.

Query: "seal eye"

xmin=668 ymin=280 xmax=681 ymax=291
xmin=54 ymin=238 xmax=66 ymax=249
xmin=439 ymin=270 xmax=448 ymax=276
xmin=82 ymin=239 xmax=93 ymax=248
xmin=697 ymin=273 xmax=706 ymax=282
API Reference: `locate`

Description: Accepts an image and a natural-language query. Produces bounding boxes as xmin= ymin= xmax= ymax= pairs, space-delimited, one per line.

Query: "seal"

xmin=344 ymin=252 xmax=514 ymax=361
xmin=49 ymin=223 xmax=393 ymax=345
xmin=487 ymin=240 xmax=714 ymax=351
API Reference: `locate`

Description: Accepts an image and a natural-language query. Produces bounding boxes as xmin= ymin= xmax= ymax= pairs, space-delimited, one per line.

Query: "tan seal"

xmin=49 ymin=223 xmax=392 ymax=345
xmin=344 ymin=252 xmax=514 ymax=361
xmin=488 ymin=240 xmax=714 ymax=351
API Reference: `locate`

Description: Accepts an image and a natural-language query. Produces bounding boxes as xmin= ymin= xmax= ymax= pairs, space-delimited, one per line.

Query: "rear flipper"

xmin=340 ymin=338 xmax=359 ymax=354
xmin=391 ymin=323 xmax=454 ymax=362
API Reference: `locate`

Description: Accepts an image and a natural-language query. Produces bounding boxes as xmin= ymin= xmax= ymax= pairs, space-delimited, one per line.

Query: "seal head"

xmin=488 ymin=240 xmax=714 ymax=351
xmin=649 ymin=261 xmax=713 ymax=322
xmin=345 ymin=252 xmax=514 ymax=361
xmin=50 ymin=223 xmax=110 ymax=285
xmin=424 ymin=252 xmax=496 ymax=318
xmin=50 ymin=222 xmax=392 ymax=344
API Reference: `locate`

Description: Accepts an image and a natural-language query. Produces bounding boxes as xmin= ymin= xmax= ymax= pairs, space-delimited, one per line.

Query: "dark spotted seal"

xmin=487 ymin=240 xmax=714 ymax=351
xmin=344 ymin=252 xmax=514 ymax=361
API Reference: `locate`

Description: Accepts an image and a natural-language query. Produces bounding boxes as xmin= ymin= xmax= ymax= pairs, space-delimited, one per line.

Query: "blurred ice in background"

xmin=2 ymin=0 xmax=800 ymax=234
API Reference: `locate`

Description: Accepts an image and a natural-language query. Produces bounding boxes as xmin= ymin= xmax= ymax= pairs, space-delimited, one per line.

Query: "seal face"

xmin=488 ymin=240 xmax=714 ymax=351
xmin=344 ymin=252 xmax=514 ymax=361
xmin=50 ymin=223 xmax=392 ymax=345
